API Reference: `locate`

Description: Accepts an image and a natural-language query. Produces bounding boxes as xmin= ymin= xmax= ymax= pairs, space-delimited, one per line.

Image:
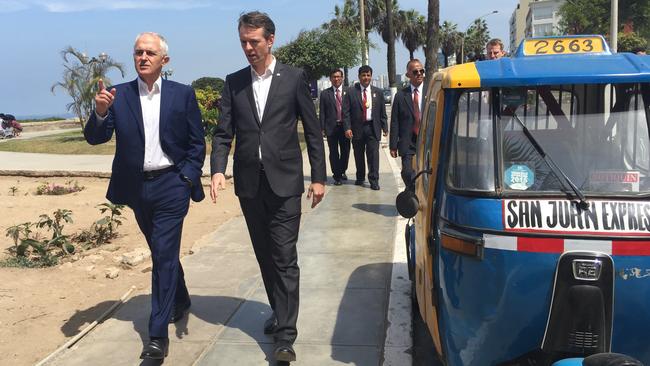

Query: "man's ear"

xmin=162 ymin=55 xmax=170 ymax=66
xmin=268 ymin=34 xmax=275 ymax=49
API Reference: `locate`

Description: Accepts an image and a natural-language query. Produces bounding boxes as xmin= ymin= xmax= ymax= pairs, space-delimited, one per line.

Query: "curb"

xmin=381 ymin=145 xmax=413 ymax=366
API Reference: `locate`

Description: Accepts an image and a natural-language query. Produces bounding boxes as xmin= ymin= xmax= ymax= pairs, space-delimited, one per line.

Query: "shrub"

xmin=35 ymin=180 xmax=84 ymax=195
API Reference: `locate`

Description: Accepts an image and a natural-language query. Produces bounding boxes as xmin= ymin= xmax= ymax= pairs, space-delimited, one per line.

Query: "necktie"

xmin=335 ymin=88 xmax=342 ymax=122
xmin=362 ymin=88 xmax=368 ymax=123
xmin=412 ymin=88 xmax=421 ymax=135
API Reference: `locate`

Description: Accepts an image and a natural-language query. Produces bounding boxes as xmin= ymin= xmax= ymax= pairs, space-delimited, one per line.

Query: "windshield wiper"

xmin=510 ymin=112 xmax=590 ymax=210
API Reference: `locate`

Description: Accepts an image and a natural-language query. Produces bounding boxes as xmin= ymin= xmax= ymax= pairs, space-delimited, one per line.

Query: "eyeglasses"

xmin=411 ymin=69 xmax=425 ymax=75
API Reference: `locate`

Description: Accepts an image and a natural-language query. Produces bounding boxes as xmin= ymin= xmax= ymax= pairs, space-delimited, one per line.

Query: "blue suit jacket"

xmin=84 ymin=79 xmax=206 ymax=207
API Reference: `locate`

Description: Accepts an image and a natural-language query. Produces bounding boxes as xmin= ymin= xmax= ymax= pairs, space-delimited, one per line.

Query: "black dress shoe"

xmin=341 ymin=173 xmax=348 ymax=181
xmin=169 ymin=301 xmax=191 ymax=323
xmin=140 ymin=337 xmax=169 ymax=360
xmin=333 ymin=179 xmax=342 ymax=186
xmin=263 ymin=314 xmax=278 ymax=334
xmin=370 ymin=182 xmax=380 ymax=190
xmin=354 ymin=180 xmax=364 ymax=186
xmin=274 ymin=342 xmax=296 ymax=362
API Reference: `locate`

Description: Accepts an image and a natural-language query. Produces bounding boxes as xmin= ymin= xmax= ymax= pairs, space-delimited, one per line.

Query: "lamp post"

xmin=162 ymin=68 xmax=174 ymax=80
xmin=460 ymin=10 xmax=498 ymax=63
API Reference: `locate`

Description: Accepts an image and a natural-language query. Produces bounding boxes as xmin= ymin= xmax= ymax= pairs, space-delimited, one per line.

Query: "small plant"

xmin=8 ymin=186 xmax=18 ymax=196
xmin=37 ymin=209 xmax=75 ymax=255
xmin=5 ymin=223 xmax=33 ymax=252
xmin=73 ymin=203 xmax=125 ymax=248
xmin=35 ymin=180 xmax=84 ymax=195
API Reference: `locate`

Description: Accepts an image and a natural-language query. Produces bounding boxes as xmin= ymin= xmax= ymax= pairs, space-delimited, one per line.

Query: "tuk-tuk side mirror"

xmin=396 ymin=168 xmax=433 ymax=218
xmin=396 ymin=190 xmax=419 ymax=218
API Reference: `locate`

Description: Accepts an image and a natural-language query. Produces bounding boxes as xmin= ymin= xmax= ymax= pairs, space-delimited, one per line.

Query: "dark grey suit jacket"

xmin=342 ymin=83 xmax=387 ymax=140
xmin=210 ymin=62 xmax=326 ymax=198
xmin=319 ymin=87 xmax=346 ymax=136
xmin=390 ymin=85 xmax=419 ymax=156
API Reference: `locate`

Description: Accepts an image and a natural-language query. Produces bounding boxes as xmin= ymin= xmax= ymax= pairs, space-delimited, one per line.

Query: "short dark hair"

xmin=238 ymin=11 xmax=275 ymax=39
xmin=486 ymin=38 xmax=504 ymax=50
xmin=330 ymin=69 xmax=343 ymax=77
xmin=358 ymin=65 xmax=373 ymax=75
xmin=631 ymin=46 xmax=647 ymax=54
xmin=406 ymin=58 xmax=423 ymax=70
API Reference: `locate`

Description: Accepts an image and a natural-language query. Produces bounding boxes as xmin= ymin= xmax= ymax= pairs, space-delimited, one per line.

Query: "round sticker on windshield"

xmin=505 ymin=165 xmax=535 ymax=190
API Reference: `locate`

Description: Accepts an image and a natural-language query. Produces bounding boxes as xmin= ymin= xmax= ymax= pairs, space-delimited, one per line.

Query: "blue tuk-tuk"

xmin=396 ymin=35 xmax=650 ymax=365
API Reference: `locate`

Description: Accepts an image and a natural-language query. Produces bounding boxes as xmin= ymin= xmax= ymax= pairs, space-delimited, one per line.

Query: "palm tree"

xmin=324 ymin=0 xmax=362 ymax=86
xmin=400 ymin=9 xmax=427 ymax=60
xmin=51 ymin=46 xmax=125 ymax=129
xmin=439 ymin=21 xmax=459 ymax=67
xmin=424 ymin=0 xmax=440 ymax=79
xmin=465 ymin=18 xmax=490 ymax=59
xmin=367 ymin=0 xmax=401 ymax=87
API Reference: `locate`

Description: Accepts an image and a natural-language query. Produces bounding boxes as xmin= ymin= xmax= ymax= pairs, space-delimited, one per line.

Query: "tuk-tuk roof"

xmin=442 ymin=35 xmax=650 ymax=89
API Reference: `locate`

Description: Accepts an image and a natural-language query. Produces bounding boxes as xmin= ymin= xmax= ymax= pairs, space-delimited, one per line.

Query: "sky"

xmin=0 ymin=0 xmax=516 ymax=117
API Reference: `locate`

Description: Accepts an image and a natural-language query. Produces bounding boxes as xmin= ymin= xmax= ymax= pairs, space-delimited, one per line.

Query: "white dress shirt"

xmin=362 ymin=86 xmax=372 ymax=121
xmin=411 ymin=83 xmax=423 ymax=113
xmin=251 ymin=56 xmax=276 ymax=122
xmin=138 ymin=76 xmax=174 ymax=171
xmin=251 ymin=56 xmax=276 ymax=159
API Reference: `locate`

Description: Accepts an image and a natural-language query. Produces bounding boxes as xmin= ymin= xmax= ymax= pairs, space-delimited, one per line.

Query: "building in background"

xmin=525 ymin=0 xmax=565 ymax=38
xmin=509 ymin=0 xmax=531 ymax=52
xmin=509 ymin=0 xmax=565 ymax=52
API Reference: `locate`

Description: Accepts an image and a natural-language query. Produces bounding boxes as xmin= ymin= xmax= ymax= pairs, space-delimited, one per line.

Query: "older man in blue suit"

xmin=84 ymin=32 xmax=205 ymax=361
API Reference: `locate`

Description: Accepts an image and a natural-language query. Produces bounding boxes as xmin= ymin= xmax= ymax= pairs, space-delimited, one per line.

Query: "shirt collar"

xmin=411 ymin=83 xmax=422 ymax=94
xmin=251 ymin=55 xmax=276 ymax=79
xmin=138 ymin=76 xmax=162 ymax=96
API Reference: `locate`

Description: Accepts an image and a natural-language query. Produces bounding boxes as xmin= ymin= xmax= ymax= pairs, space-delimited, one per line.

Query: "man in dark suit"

xmin=85 ymin=32 xmax=205 ymax=361
xmin=390 ymin=59 xmax=425 ymax=186
xmin=343 ymin=65 xmax=388 ymax=190
xmin=210 ymin=11 xmax=326 ymax=363
xmin=319 ymin=69 xmax=350 ymax=185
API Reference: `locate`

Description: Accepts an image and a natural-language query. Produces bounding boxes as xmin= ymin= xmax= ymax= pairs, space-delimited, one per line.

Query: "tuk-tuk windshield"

xmin=448 ymin=83 xmax=650 ymax=196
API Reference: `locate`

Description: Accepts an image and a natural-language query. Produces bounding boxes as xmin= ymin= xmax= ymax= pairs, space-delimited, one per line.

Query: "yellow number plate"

xmin=524 ymin=37 xmax=605 ymax=56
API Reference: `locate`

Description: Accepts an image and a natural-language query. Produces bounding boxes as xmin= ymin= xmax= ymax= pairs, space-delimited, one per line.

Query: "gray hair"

xmin=134 ymin=32 xmax=169 ymax=55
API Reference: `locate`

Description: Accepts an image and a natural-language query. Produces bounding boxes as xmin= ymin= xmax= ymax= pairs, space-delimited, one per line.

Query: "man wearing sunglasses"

xmin=390 ymin=59 xmax=425 ymax=186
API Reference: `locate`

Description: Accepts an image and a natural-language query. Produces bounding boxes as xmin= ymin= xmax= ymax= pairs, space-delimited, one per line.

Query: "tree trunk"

xmin=425 ymin=0 xmax=440 ymax=84
xmin=410 ymin=50 xmax=415 ymax=60
xmin=344 ymin=66 xmax=350 ymax=87
xmin=386 ymin=0 xmax=396 ymax=87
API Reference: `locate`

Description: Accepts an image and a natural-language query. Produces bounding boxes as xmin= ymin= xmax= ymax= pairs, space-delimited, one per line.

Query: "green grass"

xmin=0 ymin=130 xmax=116 ymax=155
xmin=19 ymin=117 xmax=69 ymax=123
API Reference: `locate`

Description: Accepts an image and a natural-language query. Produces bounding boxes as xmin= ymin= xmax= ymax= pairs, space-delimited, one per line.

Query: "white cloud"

xmin=0 ymin=0 xmax=211 ymax=13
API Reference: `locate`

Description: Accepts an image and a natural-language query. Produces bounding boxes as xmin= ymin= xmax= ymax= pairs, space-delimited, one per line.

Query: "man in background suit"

xmin=343 ymin=65 xmax=388 ymax=190
xmin=319 ymin=69 xmax=350 ymax=185
xmin=390 ymin=59 xmax=425 ymax=186
xmin=85 ymin=32 xmax=205 ymax=361
xmin=210 ymin=11 xmax=326 ymax=363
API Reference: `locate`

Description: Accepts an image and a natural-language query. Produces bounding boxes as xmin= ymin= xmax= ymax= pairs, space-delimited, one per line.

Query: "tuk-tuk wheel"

xmin=583 ymin=353 xmax=643 ymax=366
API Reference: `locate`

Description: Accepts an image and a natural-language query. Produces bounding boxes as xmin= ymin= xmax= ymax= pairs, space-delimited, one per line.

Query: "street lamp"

xmin=162 ymin=68 xmax=174 ymax=80
xmin=460 ymin=10 xmax=498 ymax=63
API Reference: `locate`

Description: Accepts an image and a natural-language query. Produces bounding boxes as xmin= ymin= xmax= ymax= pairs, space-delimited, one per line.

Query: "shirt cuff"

xmin=95 ymin=111 xmax=108 ymax=122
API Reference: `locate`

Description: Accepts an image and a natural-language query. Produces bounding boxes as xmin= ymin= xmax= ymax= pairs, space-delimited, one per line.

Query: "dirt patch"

xmin=0 ymin=176 xmax=240 ymax=366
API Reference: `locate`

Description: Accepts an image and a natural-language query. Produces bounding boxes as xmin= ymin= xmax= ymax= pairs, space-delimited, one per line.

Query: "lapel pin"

xmin=276 ymin=73 xmax=281 ymax=76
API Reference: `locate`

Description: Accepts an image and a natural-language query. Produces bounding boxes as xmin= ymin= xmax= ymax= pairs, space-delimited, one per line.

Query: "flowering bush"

xmin=35 ymin=180 xmax=84 ymax=195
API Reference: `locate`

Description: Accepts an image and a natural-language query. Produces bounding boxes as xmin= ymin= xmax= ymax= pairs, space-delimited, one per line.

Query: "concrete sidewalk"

xmin=34 ymin=144 xmax=410 ymax=366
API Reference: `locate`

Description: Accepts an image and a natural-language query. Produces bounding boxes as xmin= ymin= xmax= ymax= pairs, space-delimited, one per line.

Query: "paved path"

xmin=26 ymin=141 xmax=411 ymax=366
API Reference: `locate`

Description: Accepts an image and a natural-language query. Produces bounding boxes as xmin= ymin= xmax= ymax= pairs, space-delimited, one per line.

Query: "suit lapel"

xmin=244 ymin=67 xmax=261 ymax=126
xmin=262 ymin=63 xmax=284 ymax=125
xmin=355 ymin=84 xmax=364 ymax=110
xmin=404 ymin=86 xmax=415 ymax=118
xmin=159 ymin=79 xmax=175 ymax=136
xmin=125 ymin=79 xmax=145 ymax=142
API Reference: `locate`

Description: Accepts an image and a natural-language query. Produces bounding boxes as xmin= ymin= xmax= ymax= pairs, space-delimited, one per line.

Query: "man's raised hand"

xmin=95 ymin=79 xmax=117 ymax=117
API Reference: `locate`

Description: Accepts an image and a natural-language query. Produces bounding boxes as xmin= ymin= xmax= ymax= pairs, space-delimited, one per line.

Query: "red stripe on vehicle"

xmin=612 ymin=241 xmax=650 ymax=256
xmin=517 ymin=237 xmax=564 ymax=253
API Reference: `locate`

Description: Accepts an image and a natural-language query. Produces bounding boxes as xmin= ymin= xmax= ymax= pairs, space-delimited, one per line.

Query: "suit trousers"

xmin=131 ymin=169 xmax=191 ymax=338
xmin=400 ymin=140 xmax=417 ymax=187
xmin=239 ymin=170 xmax=301 ymax=344
xmin=327 ymin=124 xmax=351 ymax=179
xmin=352 ymin=123 xmax=380 ymax=183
